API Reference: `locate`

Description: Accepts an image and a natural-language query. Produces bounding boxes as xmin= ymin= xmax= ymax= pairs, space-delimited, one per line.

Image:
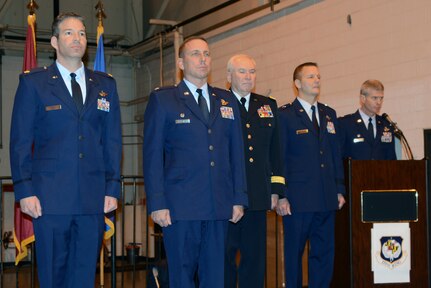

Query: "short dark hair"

xmin=52 ymin=12 xmax=85 ymax=37
xmin=360 ymin=79 xmax=384 ymax=96
xmin=293 ymin=62 xmax=318 ymax=81
xmin=178 ymin=36 xmax=208 ymax=58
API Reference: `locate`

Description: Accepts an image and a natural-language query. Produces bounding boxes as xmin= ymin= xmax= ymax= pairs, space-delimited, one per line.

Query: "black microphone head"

xmin=382 ymin=113 xmax=388 ymax=118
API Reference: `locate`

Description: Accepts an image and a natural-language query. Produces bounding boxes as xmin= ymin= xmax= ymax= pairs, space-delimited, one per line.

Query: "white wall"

xmin=206 ymin=0 xmax=431 ymax=159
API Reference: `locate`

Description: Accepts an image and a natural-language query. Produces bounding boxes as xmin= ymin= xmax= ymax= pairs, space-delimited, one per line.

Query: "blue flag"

xmin=94 ymin=33 xmax=105 ymax=72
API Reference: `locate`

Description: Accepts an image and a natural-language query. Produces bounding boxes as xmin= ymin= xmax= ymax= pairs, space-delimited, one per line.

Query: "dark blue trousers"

xmin=283 ymin=211 xmax=335 ymax=288
xmin=225 ymin=210 xmax=267 ymax=288
xmin=162 ymin=220 xmax=227 ymax=288
xmin=33 ymin=214 xmax=104 ymax=288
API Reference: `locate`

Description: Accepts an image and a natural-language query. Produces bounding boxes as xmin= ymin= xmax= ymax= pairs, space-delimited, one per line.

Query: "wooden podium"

xmin=332 ymin=160 xmax=429 ymax=287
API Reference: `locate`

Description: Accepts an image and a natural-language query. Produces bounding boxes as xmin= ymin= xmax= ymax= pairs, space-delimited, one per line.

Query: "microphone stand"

xmin=390 ymin=121 xmax=414 ymax=160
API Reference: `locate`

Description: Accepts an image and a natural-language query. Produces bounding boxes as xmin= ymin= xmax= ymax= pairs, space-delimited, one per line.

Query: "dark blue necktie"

xmin=70 ymin=73 xmax=83 ymax=112
xmin=367 ymin=117 xmax=374 ymax=139
xmin=197 ymin=88 xmax=209 ymax=122
xmin=311 ymin=106 xmax=319 ymax=136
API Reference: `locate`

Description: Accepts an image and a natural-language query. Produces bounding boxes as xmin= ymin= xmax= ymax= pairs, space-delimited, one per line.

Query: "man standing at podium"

xmin=278 ymin=62 xmax=346 ymax=287
xmin=338 ymin=79 xmax=397 ymax=160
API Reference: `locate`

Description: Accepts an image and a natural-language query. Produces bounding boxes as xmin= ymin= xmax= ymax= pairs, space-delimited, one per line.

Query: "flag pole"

xmin=95 ymin=3 xmax=108 ymax=287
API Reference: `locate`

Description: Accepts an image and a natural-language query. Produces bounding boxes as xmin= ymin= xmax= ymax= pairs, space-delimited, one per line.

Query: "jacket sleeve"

xmin=10 ymin=75 xmax=37 ymax=201
xmin=333 ymin=113 xmax=346 ymax=196
xmin=229 ymin=93 xmax=248 ymax=207
xmin=269 ymin=100 xmax=287 ymax=198
xmin=143 ymin=91 xmax=168 ymax=213
xmin=102 ymin=77 xmax=122 ymax=199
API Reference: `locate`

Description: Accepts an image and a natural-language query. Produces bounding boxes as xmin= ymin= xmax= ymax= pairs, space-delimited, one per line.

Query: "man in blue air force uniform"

xmin=9 ymin=13 xmax=122 ymax=288
xmin=278 ymin=62 xmax=345 ymax=288
xmin=338 ymin=79 xmax=397 ymax=160
xmin=143 ymin=36 xmax=247 ymax=288
xmin=224 ymin=54 xmax=289 ymax=288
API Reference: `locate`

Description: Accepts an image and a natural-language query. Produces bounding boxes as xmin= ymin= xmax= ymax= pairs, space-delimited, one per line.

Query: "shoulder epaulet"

xmin=93 ymin=70 xmax=113 ymax=78
xmin=212 ymin=87 xmax=230 ymax=93
xmin=153 ymin=85 xmax=177 ymax=91
xmin=268 ymin=95 xmax=277 ymax=102
xmin=341 ymin=113 xmax=355 ymax=119
xmin=22 ymin=66 xmax=48 ymax=75
xmin=279 ymin=103 xmax=292 ymax=110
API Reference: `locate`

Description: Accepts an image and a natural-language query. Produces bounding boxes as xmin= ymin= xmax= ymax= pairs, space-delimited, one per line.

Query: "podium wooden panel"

xmin=332 ymin=160 xmax=429 ymax=288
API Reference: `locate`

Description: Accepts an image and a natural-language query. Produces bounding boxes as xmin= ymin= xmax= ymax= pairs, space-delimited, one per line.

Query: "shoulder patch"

xmin=212 ymin=87 xmax=230 ymax=93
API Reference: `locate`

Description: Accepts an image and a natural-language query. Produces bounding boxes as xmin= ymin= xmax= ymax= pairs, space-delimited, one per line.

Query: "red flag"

xmin=13 ymin=13 xmax=37 ymax=265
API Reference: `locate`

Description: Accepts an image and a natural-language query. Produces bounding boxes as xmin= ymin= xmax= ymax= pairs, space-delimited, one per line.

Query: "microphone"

xmin=382 ymin=113 xmax=414 ymax=159
xmin=382 ymin=113 xmax=401 ymax=135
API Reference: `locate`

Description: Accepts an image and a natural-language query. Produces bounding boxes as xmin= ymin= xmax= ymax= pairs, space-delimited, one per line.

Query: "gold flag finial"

xmin=95 ymin=0 xmax=106 ymax=23
xmin=27 ymin=0 xmax=39 ymax=15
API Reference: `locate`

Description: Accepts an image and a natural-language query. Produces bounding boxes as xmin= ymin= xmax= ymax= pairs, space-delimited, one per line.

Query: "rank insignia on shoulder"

xmin=280 ymin=103 xmax=292 ymax=109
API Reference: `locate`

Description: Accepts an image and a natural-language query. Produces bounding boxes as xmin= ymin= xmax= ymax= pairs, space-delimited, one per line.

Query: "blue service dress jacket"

xmin=237 ymin=93 xmax=286 ymax=211
xmin=10 ymin=64 xmax=122 ymax=214
xmin=338 ymin=110 xmax=397 ymax=160
xmin=143 ymin=80 xmax=248 ymax=221
xmin=278 ymin=98 xmax=345 ymax=212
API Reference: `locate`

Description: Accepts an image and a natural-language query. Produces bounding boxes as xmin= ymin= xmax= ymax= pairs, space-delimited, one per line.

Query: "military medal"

xmin=257 ymin=105 xmax=273 ymax=118
xmin=326 ymin=121 xmax=336 ymax=134
xmin=220 ymin=106 xmax=234 ymax=119
xmin=97 ymin=98 xmax=110 ymax=112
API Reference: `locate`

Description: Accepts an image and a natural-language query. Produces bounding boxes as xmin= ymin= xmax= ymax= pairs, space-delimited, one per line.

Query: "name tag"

xmin=175 ymin=119 xmax=191 ymax=124
xmin=296 ymin=129 xmax=309 ymax=135
xmin=45 ymin=105 xmax=62 ymax=111
xmin=353 ymin=137 xmax=364 ymax=143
